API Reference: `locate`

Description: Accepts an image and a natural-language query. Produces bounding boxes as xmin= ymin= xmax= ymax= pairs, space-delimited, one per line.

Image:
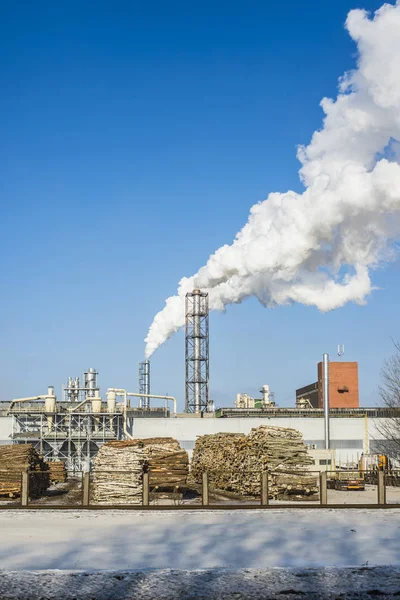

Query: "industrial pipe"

xmin=106 ymin=388 xmax=178 ymax=441
xmin=106 ymin=388 xmax=131 ymax=439
xmin=323 ymin=353 xmax=330 ymax=449
xmin=9 ymin=395 xmax=48 ymax=411
xmin=67 ymin=398 xmax=90 ymax=413
xmin=126 ymin=392 xmax=177 ymax=416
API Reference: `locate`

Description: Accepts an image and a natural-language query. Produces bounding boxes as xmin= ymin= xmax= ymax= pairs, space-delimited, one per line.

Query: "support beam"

xmin=83 ymin=472 xmax=90 ymax=506
xmin=320 ymin=471 xmax=327 ymax=506
xmin=261 ymin=471 xmax=269 ymax=506
xmin=202 ymin=472 xmax=209 ymax=506
xmin=378 ymin=471 xmax=386 ymax=505
xmin=143 ymin=471 xmax=150 ymax=506
xmin=21 ymin=471 xmax=29 ymax=507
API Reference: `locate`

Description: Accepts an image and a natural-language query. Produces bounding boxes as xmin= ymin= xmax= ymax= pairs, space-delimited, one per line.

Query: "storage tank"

xmin=45 ymin=386 xmax=57 ymax=431
xmin=85 ymin=368 xmax=98 ymax=399
xmin=106 ymin=390 xmax=116 ymax=413
xmin=91 ymin=396 xmax=102 ymax=431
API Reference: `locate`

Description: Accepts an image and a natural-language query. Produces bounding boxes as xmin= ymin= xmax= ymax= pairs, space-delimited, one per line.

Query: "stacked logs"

xmin=189 ymin=426 xmax=318 ymax=500
xmin=47 ymin=461 xmax=67 ymax=484
xmin=140 ymin=438 xmax=189 ymax=490
xmin=0 ymin=444 xmax=50 ymax=498
xmin=91 ymin=438 xmax=189 ymax=504
xmin=91 ymin=441 xmax=147 ymax=504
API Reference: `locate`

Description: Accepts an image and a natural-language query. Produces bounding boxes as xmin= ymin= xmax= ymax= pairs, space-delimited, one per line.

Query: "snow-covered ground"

xmin=1 ymin=567 xmax=400 ymax=599
xmin=1 ymin=509 xmax=400 ymax=598
xmin=0 ymin=508 xmax=399 ymax=570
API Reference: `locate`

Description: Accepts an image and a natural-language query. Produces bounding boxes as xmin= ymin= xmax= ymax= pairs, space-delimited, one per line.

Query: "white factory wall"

xmin=0 ymin=413 xmax=392 ymax=462
xmin=131 ymin=416 xmax=369 ymax=463
xmin=0 ymin=416 xmax=13 ymax=445
xmin=365 ymin=417 xmax=393 ymax=454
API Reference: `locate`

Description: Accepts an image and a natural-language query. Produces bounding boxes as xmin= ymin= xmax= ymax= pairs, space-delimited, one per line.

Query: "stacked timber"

xmin=140 ymin=437 xmax=189 ymax=490
xmin=189 ymin=426 xmax=318 ymax=500
xmin=0 ymin=444 xmax=50 ymax=498
xmin=47 ymin=461 xmax=67 ymax=484
xmin=91 ymin=438 xmax=189 ymax=504
xmin=91 ymin=441 xmax=147 ymax=504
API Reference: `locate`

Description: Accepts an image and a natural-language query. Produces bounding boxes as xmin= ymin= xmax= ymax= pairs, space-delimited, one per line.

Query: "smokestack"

xmin=144 ymin=3 xmax=400 ymax=359
xmin=139 ymin=360 xmax=151 ymax=409
xmin=185 ymin=289 xmax=209 ymax=413
xmin=323 ymin=353 xmax=330 ymax=450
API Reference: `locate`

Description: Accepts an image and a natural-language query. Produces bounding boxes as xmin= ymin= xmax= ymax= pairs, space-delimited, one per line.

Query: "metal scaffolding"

xmin=9 ymin=406 xmax=122 ymax=471
xmin=139 ymin=360 xmax=151 ymax=409
xmin=185 ymin=289 xmax=209 ymax=413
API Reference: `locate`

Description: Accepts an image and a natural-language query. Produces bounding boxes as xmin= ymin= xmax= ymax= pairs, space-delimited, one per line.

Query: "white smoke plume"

xmin=145 ymin=1 xmax=400 ymax=359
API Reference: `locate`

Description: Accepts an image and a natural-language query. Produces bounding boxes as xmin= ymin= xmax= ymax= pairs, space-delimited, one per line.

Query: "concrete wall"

xmin=131 ymin=416 xmax=368 ymax=463
xmin=0 ymin=416 xmax=12 ymax=445
xmin=0 ymin=411 xmax=393 ymax=464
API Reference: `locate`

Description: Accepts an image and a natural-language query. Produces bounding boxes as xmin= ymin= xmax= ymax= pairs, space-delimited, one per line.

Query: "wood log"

xmin=91 ymin=438 xmax=189 ymax=504
xmin=189 ymin=425 xmax=319 ymax=500
xmin=47 ymin=461 xmax=67 ymax=484
xmin=0 ymin=444 xmax=50 ymax=498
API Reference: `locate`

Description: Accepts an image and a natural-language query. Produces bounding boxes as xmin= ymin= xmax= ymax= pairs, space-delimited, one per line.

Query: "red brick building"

xmin=296 ymin=362 xmax=359 ymax=408
xmin=318 ymin=361 xmax=359 ymax=408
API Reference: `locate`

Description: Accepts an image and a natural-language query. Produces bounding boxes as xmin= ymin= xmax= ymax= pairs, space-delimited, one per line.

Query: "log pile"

xmin=189 ymin=426 xmax=318 ymax=500
xmin=140 ymin=437 xmax=189 ymax=490
xmin=47 ymin=461 xmax=67 ymax=484
xmin=91 ymin=438 xmax=189 ymax=504
xmin=0 ymin=444 xmax=50 ymax=498
xmin=91 ymin=441 xmax=147 ymax=504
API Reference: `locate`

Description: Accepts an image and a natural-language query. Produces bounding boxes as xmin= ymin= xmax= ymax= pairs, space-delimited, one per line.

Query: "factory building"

xmin=0 ymin=289 xmax=396 ymax=470
xmin=296 ymin=361 xmax=359 ymax=409
xmin=129 ymin=412 xmax=383 ymax=463
xmin=0 ymin=388 xmax=396 ymax=467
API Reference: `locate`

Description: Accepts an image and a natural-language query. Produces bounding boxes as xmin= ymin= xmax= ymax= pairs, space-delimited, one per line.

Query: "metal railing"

xmin=0 ymin=468 xmax=397 ymax=509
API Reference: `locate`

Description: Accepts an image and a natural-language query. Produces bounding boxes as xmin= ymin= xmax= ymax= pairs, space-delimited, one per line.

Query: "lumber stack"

xmin=91 ymin=441 xmax=147 ymax=504
xmin=91 ymin=438 xmax=189 ymax=504
xmin=140 ymin=437 xmax=189 ymax=490
xmin=0 ymin=444 xmax=50 ymax=498
xmin=47 ymin=461 xmax=67 ymax=484
xmin=189 ymin=426 xmax=318 ymax=500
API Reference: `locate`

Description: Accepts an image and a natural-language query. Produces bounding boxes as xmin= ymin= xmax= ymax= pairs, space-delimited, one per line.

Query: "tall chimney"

xmin=139 ymin=360 xmax=151 ymax=409
xmin=185 ymin=289 xmax=209 ymax=413
xmin=323 ymin=353 xmax=330 ymax=449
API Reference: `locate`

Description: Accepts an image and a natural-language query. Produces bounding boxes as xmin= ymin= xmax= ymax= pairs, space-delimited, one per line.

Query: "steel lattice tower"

xmin=139 ymin=360 xmax=150 ymax=409
xmin=185 ymin=289 xmax=209 ymax=413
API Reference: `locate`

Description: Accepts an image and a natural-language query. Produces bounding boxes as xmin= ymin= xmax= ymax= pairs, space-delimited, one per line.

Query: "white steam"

xmin=145 ymin=1 xmax=400 ymax=358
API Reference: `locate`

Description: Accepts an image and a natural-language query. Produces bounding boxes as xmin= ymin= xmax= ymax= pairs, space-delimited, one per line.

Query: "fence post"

xmin=320 ymin=471 xmax=327 ymax=506
xmin=143 ymin=471 xmax=149 ymax=506
xmin=378 ymin=470 xmax=386 ymax=505
xmin=261 ymin=470 xmax=269 ymax=506
xmin=83 ymin=472 xmax=90 ymax=506
xmin=202 ymin=472 xmax=209 ymax=506
xmin=21 ymin=471 xmax=29 ymax=507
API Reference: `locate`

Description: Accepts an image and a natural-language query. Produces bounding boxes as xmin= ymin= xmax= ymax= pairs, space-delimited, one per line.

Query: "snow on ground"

xmin=0 ymin=508 xmax=400 ymax=570
xmin=1 ymin=509 xmax=400 ymax=598
xmin=0 ymin=567 xmax=400 ymax=599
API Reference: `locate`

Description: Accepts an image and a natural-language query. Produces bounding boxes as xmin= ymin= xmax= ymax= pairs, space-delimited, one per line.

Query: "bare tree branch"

xmin=375 ymin=340 xmax=400 ymax=461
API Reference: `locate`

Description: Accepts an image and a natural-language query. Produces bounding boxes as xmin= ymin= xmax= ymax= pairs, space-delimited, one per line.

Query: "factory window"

xmin=319 ymin=459 xmax=332 ymax=465
xmin=304 ymin=440 xmax=325 ymax=449
xmin=330 ymin=440 xmax=363 ymax=450
xmin=370 ymin=440 xmax=400 ymax=454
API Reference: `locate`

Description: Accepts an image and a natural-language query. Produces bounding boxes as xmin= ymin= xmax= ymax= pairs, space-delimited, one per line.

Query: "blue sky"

xmin=1 ymin=0 xmax=397 ymax=408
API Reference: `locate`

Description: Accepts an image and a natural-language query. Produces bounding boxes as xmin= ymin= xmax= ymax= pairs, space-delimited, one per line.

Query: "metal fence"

xmin=0 ymin=469 xmax=398 ymax=509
